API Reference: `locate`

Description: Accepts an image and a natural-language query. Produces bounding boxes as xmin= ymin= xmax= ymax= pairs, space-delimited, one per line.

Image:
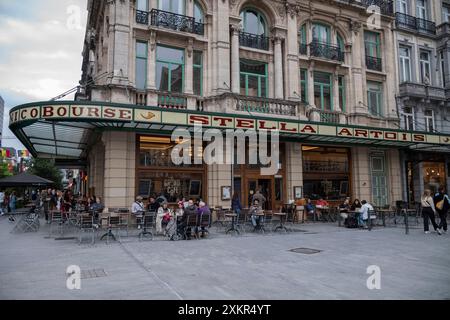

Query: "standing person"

xmin=434 ymin=186 xmax=450 ymax=234
xmin=421 ymin=190 xmax=441 ymax=235
xmin=0 ymin=190 xmax=4 ymax=216
xmin=358 ymin=200 xmax=374 ymax=229
xmin=251 ymin=190 xmax=266 ymax=209
xmin=41 ymin=189 xmax=50 ymax=222
xmin=147 ymin=196 xmax=160 ymax=212
xmin=182 ymin=200 xmax=198 ymax=239
xmin=8 ymin=191 xmax=17 ymax=222
xmin=231 ymin=192 xmax=242 ymax=219
xmin=131 ymin=196 xmax=145 ymax=229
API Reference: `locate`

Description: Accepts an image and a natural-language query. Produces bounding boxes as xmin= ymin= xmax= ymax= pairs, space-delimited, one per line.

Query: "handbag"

xmin=436 ymin=199 xmax=444 ymax=211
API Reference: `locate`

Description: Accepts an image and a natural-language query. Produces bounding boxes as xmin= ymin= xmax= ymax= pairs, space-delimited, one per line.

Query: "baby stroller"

xmin=164 ymin=215 xmax=184 ymax=241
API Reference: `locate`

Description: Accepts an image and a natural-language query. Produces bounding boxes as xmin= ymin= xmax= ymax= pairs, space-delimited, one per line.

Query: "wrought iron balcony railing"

xmin=150 ymin=9 xmax=204 ymax=35
xmin=360 ymin=0 xmax=394 ymax=16
xmin=158 ymin=92 xmax=188 ymax=109
xmin=319 ymin=110 xmax=341 ymax=124
xmin=366 ymin=55 xmax=382 ymax=71
xmin=309 ymin=41 xmax=344 ymax=62
xmin=136 ymin=10 xmax=149 ymax=24
xmin=395 ymin=12 xmax=436 ymax=35
xmin=299 ymin=43 xmax=307 ymax=55
xmin=416 ymin=17 xmax=436 ymax=35
xmin=239 ymin=31 xmax=270 ymax=50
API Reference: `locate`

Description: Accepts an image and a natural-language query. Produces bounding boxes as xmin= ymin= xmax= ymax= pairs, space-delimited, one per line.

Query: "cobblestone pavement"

xmin=0 ymin=215 xmax=449 ymax=299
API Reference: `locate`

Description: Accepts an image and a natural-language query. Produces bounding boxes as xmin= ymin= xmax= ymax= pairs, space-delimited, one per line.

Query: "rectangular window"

xmin=399 ymin=45 xmax=411 ymax=83
xmin=397 ymin=0 xmax=408 ymax=14
xmin=419 ymin=50 xmax=431 ymax=84
xmin=367 ymin=81 xmax=383 ymax=116
xmin=156 ymin=45 xmax=184 ymax=93
xmin=312 ymin=23 xmax=330 ymax=44
xmin=193 ymin=51 xmax=203 ymax=96
xmin=300 ymin=69 xmax=308 ymax=103
xmin=444 ymin=5 xmax=450 ymax=23
xmin=439 ymin=51 xmax=446 ymax=87
xmin=158 ymin=0 xmax=185 ymax=14
xmin=137 ymin=0 xmax=148 ymax=11
xmin=314 ymin=72 xmax=332 ymax=111
xmin=416 ymin=0 xmax=427 ymax=19
xmin=364 ymin=31 xmax=380 ymax=58
xmin=239 ymin=59 xmax=268 ymax=97
xmin=424 ymin=109 xmax=434 ymax=132
xmin=338 ymin=76 xmax=345 ymax=112
xmin=403 ymin=106 xmax=415 ymax=131
xmin=136 ymin=41 xmax=148 ymax=90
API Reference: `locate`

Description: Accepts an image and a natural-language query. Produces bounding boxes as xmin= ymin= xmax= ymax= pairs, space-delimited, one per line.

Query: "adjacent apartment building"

xmin=9 ymin=0 xmax=450 ymax=210
xmin=393 ymin=0 xmax=450 ymax=203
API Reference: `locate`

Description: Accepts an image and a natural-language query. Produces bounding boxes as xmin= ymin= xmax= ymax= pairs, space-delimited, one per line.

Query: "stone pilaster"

xmin=102 ymin=131 xmax=136 ymax=209
xmin=230 ymin=24 xmax=241 ymax=94
xmin=285 ymin=143 xmax=303 ymax=201
xmin=273 ymin=36 xmax=284 ymax=99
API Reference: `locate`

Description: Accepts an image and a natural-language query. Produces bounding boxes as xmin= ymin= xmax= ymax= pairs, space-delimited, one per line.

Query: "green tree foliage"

xmin=26 ymin=158 xmax=63 ymax=189
xmin=0 ymin=156 xmax=12 ymax=178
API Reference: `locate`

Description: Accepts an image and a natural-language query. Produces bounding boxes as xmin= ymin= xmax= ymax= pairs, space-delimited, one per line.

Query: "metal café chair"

xmin=138 ymin=211 xmax=154 ymax=241
xmin=49 ymin=210 xmax=64 ymax=237
xmin=236 ymin=209 xmax=248 ymax=233
xmin=262 ymin=210 xmax=273 ymax=234
xmin=198 ymin=212 xmax=211 ymax=237
xmin=78 ymin=214 xmax=95 ymax=245
xmin=185 ymin=214 xmax=200 ymax=240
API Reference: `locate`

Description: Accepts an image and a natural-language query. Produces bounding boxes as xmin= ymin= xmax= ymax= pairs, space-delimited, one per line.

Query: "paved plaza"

xmin=0 ymin=215 xmax=449 ymax=300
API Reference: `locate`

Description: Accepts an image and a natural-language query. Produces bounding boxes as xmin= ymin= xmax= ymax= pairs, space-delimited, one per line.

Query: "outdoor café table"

xmin=315 ymin=205 xmax=329 ymax=221
xmin=225 ymin=213 xmax=239 ymax=235
xmin=273 ymin=212 xmax=288 ymax=232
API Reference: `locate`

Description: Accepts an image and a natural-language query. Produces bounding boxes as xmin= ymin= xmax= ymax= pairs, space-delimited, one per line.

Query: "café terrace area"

xmin=0 ymin=208 xmax=449 ymax=300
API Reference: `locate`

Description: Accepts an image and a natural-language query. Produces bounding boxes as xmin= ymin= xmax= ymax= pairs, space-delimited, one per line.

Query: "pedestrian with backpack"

xmin=434 ymin=186 xmax=450 ymax=234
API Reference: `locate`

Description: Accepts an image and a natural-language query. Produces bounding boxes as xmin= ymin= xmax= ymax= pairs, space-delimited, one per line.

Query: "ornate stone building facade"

xmin=9 ymin=0 xmax=450 ymax=210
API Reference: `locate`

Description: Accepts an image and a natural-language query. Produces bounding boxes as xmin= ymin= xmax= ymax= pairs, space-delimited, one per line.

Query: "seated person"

xmin=339 ymin=197 xmax=351 ymax=225
xmin=196 ymin=201 xmax=211 ymax=237
xmin=316 ymin=198 xmax=329 ymax=207
xmin=249 ymin=199 xmax=264 ymax=229
xmin=305 ymin=198 xmax=315 ymax=220
xmin=358 ymin=200 xmax=374 ymax=228
xmin=181 ymin=199 xmax=197 ymax=239
xmin=351 ymin=199 xmax=362 ymax=211
xmin=156 ymin=202 xmax=172 ymax=234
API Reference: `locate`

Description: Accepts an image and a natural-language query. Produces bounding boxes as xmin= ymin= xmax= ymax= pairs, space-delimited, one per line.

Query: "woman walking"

xmin=421 ymin=189 xmax=441 ymax=235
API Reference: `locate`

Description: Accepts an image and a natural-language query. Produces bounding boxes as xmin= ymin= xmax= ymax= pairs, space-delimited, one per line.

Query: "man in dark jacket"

xmin=181 ymin=200 xmax=197 ymax=239
xmin=147 ymin=197 xmax=160 ymax=212
xmin=434 ymin=186 xmax=450 ymax=234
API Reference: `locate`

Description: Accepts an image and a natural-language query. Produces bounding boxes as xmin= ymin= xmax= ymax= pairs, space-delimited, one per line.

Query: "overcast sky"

xmin=0 ymin=0 xmax=88 ymax=150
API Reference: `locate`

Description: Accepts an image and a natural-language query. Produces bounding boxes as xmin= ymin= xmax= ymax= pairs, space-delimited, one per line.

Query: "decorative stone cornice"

xmin=349 ymin=20 xmax=362 ymax=34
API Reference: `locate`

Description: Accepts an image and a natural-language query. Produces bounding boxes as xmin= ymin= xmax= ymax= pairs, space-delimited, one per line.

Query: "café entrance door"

xmin=246 ymin=178 xmax=273 ymax=210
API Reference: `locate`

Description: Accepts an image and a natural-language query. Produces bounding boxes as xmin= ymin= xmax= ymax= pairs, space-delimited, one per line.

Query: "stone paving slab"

xmin=0 ymin=216 xmax=449 ymax=300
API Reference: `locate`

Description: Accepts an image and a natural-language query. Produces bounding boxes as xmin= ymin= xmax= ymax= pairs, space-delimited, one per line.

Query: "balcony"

xmin=399 ymin=82 xmax=446 ymax=101
xmin=308 ymin=108 xmax=348 ymax=124
xmin=136 ymin=10 xmax=149 ymax=24
xmin=239 ymin=32 xmax=270 ymax=51
xmin=365 ymin=55 xmax=382 ymax=71
xmin=359 ymin=0 xmax=394 ymax=16
xmin=235 ymin=95 xmax=299 ymax=116
xmin=437 ymin=22 xmax=450 ymax=37
xmin=309 ymin=42 xmax=344 ymax=63
xmin=335 ymin=0 xmax=394 ymax=16
xmin=299 ymin=43 xmax=307 ymax=55
xmin=395 ymin=12 xmax=436 ymax=35
xmin=149 ymin=9 xmax=204 ymax=36
xmin=157 ymin=92 xmax=188 ymax=109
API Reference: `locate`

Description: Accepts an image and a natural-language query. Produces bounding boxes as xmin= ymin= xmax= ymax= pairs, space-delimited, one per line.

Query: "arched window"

xmin=194 ymin=1 xmax=204 ymax=23
xmin=240 ymin=9 xmax=267 ymax=35
xmin=299 ymin=24 xmax=307 ymax=54
xmin=337 ymin=33 xmax=344 ymax=52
